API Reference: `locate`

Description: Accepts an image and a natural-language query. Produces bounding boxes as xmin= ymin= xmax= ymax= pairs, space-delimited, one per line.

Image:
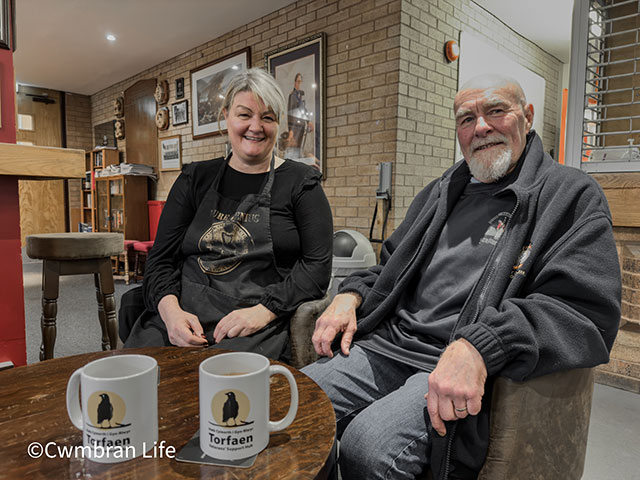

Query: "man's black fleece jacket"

xmin=339 ymin=132 xmax=621 ymax=479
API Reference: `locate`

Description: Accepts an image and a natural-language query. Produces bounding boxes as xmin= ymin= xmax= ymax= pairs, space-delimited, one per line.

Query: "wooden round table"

xmin=0 ymin=347 xmax=336 ymax=479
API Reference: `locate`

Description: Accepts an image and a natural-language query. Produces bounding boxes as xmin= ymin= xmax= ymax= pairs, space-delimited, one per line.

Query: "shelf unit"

xmin=79 ymin=148 xmax=119 ymax=232
xmin=94 ymin=175 xmax=149 ymax=240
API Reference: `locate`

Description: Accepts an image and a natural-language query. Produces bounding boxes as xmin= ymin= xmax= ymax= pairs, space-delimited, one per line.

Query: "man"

xmin=302 ymin=74 xmax=621 ymax=480
xmin=286 ymin=73 xmax=313 ymax=159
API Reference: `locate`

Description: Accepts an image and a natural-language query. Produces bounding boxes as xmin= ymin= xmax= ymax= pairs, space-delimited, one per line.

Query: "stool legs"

xmin=40 ymin=260 xmax=60 ymax=361
xmin=96 ymin=258 xmax=118 ymax=351
xmin=123 ymin=250 xmax=130 ymax=285
xmin=38 ymin=258 xmax=118 ymax=361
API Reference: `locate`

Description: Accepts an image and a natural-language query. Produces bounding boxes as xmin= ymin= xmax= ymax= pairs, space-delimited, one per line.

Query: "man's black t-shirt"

xmin=358 ymin=174 xmax=517 ymax=371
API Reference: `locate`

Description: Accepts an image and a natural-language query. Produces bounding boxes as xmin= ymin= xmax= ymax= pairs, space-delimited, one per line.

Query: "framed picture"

xmin=159 ymin=135 xmax=182 ymax=172
xmin=172 ymin=100 xmax=189 ymax=126
xmin=176 ymin=77 xmax=184 ymax=99
xmin=190 ymin=47 xmax=251 ymax=139
xmin=0 ymin=0 xmax=15 ymax=51
xmin=265 ymin=33 xmax=326 ymax=176
xmin=94 ymin=120 xmax=116 ymax=147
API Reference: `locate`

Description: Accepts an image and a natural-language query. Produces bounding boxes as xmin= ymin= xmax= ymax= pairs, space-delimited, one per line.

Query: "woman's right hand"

xmin=158 ymin=295 xmax=208 ymax=347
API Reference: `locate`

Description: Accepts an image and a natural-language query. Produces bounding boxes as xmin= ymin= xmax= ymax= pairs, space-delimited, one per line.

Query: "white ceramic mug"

xmin=199 ymin=352 xmax=298 ymax=460
xmin=66 ymin=354 xmax=159 ymax=463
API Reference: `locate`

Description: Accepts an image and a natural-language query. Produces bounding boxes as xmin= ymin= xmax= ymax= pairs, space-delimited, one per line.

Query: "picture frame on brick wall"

xmin=159 ymin=135 xmax=181 ymax=172
xmin=190 ymin=47 xmax=251 ymax=139
xmin=172 ymin=100 xmax=188 ymax=126
xmin=265 ymin=32 xmax=326 ymax=177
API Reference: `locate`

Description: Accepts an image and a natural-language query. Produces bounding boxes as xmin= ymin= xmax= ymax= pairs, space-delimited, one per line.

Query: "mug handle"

xmin=66 ymin=368 xmax=84 ymax=430
xmin=268 ymin=365 xmax=298 ymax=432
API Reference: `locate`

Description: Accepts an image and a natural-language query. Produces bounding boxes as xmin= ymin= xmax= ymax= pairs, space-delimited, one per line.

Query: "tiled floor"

xmin=583 ymin=382 xmax=640 ymax=479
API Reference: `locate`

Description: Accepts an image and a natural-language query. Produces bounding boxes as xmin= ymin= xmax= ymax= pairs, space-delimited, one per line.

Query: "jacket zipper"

xmin=440 ymin=194 xmax=520 ymax=480
xmin=442 ymin=422 xmax=457 ymax=480
xmin=470 ymin=196 xmax=520 ymax=325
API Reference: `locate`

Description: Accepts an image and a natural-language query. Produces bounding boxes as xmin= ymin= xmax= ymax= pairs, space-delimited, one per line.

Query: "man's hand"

xmin=213 ymin=304 xmax=277 ymax=344
xmin=425 ymin=338 xmax=487 ymax=436
xmin=312 ymin=293 xmax=361 ymax=357
xmin=158 ymin=295 xmax=208 ymax=347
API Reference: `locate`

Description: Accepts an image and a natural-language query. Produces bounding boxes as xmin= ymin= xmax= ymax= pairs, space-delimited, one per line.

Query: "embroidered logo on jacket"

xmin=480 ymin=213 xmax=511 ymax=246
xmin=511 ymin=243 xmax=533 ymax=278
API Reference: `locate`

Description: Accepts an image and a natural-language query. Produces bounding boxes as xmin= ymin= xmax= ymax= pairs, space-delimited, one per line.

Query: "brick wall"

xmin=91 ymin=0 xmax=402 ymax=233
xmin=89 ymin=0 xmax=562 ymax=237
xmin=392 ymin=0 xmax=563 ymax=226
xmin=65 ymin=93 xmax=92 ymax=217
xmin=595 ymin=227 xmax=640 ymax=393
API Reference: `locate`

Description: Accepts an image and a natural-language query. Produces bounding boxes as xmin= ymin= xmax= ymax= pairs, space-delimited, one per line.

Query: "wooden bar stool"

xmin=26 ymin=233 xmax=124 ymax=361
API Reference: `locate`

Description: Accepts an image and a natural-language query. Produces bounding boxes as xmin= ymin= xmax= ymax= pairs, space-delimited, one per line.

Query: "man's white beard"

xmin=466 ymin=136 xmax=513 ymax=183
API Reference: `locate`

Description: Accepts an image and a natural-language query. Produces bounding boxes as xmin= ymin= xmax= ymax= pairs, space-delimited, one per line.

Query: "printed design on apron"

xmin=197 ymin=216 xmax=255 ymax=275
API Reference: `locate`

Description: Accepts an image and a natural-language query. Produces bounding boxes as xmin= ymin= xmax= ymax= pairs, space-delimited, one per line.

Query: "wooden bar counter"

xmin=0 ymin=142 xmax=85 ymax=367
xmin=0 ymin=347 xmax=337 ymax=479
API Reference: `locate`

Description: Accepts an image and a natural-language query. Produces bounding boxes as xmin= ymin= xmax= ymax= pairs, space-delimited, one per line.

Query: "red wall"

xmin=0 ymin=46 xmax=26 ymax=366
xmin=0 ymin=48 xmax=16 ymax=143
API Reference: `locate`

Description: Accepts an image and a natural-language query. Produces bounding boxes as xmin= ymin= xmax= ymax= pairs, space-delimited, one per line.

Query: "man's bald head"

xmin=453 ymin=74 xmax=534 ymax=183
xmin=455 ymin=74 xmax=527 ymax=112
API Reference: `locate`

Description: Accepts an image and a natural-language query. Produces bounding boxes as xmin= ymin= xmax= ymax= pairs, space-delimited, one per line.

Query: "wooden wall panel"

xmin=16 ymin=86 xmax=66 ymax=245
xmin=124 ymin=79 xmax=157 ymax=168
xmin=18 ymin=180 xmax=66 ymax=245
xmin=593 ymin=173 xmax=640 ymax=227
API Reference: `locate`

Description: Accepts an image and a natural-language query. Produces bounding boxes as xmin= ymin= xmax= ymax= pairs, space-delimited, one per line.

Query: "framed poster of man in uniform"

xmin=265 ymin=33 xmax=326 ymax=177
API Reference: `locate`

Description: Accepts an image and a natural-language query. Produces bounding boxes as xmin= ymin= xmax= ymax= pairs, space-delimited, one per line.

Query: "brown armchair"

xmin=425 ymin=368 xmax=595 ymax=480
xmin=289 ymin=293 xmax=332 ymax=369
xmin=286 ymin=296 xmax=596 ymax=480
xmin=476 ymin=367 xmax=595 ymax=480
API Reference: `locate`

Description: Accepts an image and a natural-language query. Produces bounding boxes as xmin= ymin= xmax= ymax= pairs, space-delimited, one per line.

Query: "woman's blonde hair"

xmin=218 ymin=67 xmax=287 ymax=132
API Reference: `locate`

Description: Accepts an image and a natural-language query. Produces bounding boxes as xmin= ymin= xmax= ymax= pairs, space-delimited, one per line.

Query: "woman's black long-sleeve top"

xmin=142 ymin=157 xmax=333 ymax=317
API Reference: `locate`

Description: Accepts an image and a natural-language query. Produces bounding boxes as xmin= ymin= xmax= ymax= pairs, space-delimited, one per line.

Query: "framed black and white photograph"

xmin=265 ymin=33 xmax=326 ymax=176
xmin=176 ymin=77 xmax=184 ymax=99
xmin=190 ymin=47 xmax=251 ymax=139
xmin=172 ymin=100 xmax=188 ymax=126
xmin=159 ymin=135 xmax=182 ymax=172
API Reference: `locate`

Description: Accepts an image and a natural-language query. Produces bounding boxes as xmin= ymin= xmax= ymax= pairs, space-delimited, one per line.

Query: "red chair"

xmin=132 ymin=240 xmax=154 ymax=283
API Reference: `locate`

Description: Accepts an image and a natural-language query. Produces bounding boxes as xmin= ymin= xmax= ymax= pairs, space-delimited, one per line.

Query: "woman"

xmin=123 ymin=68 xmax=333 ymax=361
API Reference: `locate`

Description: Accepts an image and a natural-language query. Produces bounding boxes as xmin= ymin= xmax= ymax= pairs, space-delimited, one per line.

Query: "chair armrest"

xmin=478 ymin=368 xmax=595 ymax=480
xmin=289 ymin=293 xmax=332 ymax=369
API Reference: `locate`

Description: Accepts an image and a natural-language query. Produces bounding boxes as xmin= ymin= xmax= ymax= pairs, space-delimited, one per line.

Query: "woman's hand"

xmin=213 ymin=304 xmax=277 ymax=344
xmin=158 ymin=295 xmax=208 ymax=347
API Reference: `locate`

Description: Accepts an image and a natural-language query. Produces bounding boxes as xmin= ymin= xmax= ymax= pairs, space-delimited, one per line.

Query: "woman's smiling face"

xmin=224 ymin=91 xmax=278 ymax=167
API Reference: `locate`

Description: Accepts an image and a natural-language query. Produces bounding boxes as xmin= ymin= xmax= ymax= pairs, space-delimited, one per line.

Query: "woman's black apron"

xmin=125 ymin=155 xmax=290 ymax=360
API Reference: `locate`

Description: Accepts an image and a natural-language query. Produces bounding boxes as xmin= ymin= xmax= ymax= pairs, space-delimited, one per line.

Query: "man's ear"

xmin=524 ymin=103 xmax=534 ymax=132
